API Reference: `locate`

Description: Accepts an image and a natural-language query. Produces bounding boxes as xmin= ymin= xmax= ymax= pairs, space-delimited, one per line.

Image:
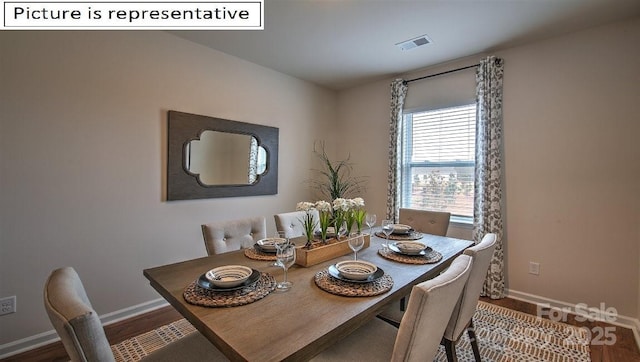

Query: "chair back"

xmin=399 ymin=208 xmax=451 ymax=236
xmin=274 ymin=210 xmax=319 ymax=238
xmin=444 ymin=233 xmax=497 ymax=340
xmin=392 ymin=254 xmax=473 ymax=361
xmin=201 ymin=216 xmax=266 ymax=255
xmin=44 ymin=267 xmax=115 ymax=362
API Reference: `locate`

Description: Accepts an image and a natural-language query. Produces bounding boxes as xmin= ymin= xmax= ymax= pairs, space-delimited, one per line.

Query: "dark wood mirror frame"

xmin=167 ymin=110 xmax=278 ymax=201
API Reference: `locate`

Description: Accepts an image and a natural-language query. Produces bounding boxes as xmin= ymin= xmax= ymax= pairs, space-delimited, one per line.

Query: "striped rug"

xmin=111 ymin=301 xmax=591 ymax=361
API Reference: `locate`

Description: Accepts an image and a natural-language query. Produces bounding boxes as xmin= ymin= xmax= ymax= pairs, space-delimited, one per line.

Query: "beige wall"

xmin=0 ymin=31 xmax=336 ymax=346
xmin=338 ymin=17 xmax=640 ymax=319
xmin=500 ymin=18 xmax=639 ymax=318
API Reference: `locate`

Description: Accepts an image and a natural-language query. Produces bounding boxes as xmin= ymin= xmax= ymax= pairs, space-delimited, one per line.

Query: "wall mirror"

xmin=167 ymin=110 xmax=278 ymax=200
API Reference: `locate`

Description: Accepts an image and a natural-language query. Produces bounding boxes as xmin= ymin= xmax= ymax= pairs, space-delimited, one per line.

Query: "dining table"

xmin=143 ymin=228 xmax=474 ymax=362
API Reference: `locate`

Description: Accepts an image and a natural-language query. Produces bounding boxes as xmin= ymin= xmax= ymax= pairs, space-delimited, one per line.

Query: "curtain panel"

xmin=474 ymin=56 xmax=506 ymax=299
xmin=386 ymin=79 xmax=408 ymax=221
xmin=248 ymin=136 xmax=259 ymax=184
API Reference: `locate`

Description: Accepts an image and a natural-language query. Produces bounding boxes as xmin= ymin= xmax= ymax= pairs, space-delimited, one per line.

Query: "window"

xmin=401 ymin=104 xmax=476 ymax=222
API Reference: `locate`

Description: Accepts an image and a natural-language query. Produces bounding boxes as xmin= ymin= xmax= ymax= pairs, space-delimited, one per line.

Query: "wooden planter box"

xmin=294 ymin=233 xmax=371 ymax=267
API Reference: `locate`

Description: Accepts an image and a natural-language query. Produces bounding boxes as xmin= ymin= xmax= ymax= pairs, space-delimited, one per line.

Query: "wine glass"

xmin=348 ymin=233 xmax=365 ymax=260
xmin=272 ymin=231 xmax=288 ymax=267
xmin=381 ymin=219 xmax=393 ymax=251
xmin=365 ymin=213 xmax=377 ymax=236
xmin=276 ymin=242 xmax=296 ymax=292
xmin=334 ymin=221 xmax=345 ymax=240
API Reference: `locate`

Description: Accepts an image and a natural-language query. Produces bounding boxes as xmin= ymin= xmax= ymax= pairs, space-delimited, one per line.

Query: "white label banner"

xmin=3 ymin=1 xmax=263 ymax=29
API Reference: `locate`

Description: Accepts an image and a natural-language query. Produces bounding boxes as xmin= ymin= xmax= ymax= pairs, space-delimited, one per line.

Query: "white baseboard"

xmin=0 ymin=298 xmax=168 ymax=359
xmin=507 ymin=289 xmax=640 ymax=351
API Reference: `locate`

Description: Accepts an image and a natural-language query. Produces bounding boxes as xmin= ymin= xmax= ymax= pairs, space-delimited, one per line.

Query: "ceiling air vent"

xmin=396 ymin=34 xmax=432 ymax=51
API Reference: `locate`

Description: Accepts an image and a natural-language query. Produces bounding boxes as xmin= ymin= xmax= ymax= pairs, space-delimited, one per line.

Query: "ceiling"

xmin=170 ymin=0 xmax=640 ymax=90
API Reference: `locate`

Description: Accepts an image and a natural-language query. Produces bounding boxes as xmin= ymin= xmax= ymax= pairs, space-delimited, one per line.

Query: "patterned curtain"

xmin=386 ymin=79 xmax=408 ymax=221
xmin=474 ymin=56 xmax=505 ymax=299
xmin=248 ymin=137 xmax=258 ymax=184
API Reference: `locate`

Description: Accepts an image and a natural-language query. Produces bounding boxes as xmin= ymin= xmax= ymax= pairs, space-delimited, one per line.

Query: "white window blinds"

xmin=401 ymin=104 xmax=476 ymax=219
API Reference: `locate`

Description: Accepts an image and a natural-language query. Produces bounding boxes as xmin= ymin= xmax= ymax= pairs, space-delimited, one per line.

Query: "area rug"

xmin=433 ymin=301 xmax=591 ymax=362
xmin=111 ymin=301 xmax=591 ymax=361
xmin=111 ymin=318 xmax=196 ymax=362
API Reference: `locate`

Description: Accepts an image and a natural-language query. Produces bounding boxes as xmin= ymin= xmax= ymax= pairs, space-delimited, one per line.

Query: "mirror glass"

xmin=185 ymin=131 xmax=267 ymax=185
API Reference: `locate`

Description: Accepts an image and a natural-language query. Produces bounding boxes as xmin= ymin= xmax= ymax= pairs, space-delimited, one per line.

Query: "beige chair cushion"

xmin=44 ymin=267 xmax=116 ymax=362
xmin=311 ymin=254 xmax=473 ymax=362
xmin=201 ymin=216 xmax=267 ymax=255
xmin=399 ymin=208 xmax=451 ymax=236
xmin=45 ymin=267 xmax=226 ymax=362
xmin=392 ymin=254 xmax=472 ymax=361
xmin=274 ymin=210 xmax=319 ymax=238
xmin=444 ymin=233 xmax=497 ymax=341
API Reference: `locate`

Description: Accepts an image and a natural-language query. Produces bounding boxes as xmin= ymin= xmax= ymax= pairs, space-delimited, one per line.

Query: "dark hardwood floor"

xmin=4 ymin=298 xmax=639 ymax=361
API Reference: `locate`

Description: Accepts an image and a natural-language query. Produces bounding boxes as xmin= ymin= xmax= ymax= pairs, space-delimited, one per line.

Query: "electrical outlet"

xmin=0 ymin=296 xmax=16 ymax=315
xmin=529 ymin=262 xmax=540 ymax=276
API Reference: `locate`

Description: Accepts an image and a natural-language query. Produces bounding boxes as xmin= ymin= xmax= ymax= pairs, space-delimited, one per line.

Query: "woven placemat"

xmin=244 ymin=247 xmax=277 ymax=261
xmin=314 ymin=270 xmax=393 ymax=297
xmin=378 ymin=248 xmax=443 ymax=265
xmin=375 ymin=231 xmax=423 ymax=241
xmin=183 ymin=272 xmax=276 ymax=307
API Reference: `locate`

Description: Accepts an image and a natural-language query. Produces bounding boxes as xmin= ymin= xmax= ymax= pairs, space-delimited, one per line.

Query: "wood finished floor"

xmin=4 ymin=297 xmax=639 ymax=361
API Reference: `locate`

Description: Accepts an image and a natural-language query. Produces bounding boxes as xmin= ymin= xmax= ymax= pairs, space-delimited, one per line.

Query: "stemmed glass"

xmin=365 ymin=213 xmax=377 ymax=236
xmin=381 ymin=219 xmax=393 ymax=251
xmin=334 ymin=221 xmax=346 ymax=240
xmin=272 ymin=231 xmax=288 ymax=267
xmin=276 ymin=241 xmax=296 ymax=292
xmin=348 ymin=233 xmax=365 ymax=260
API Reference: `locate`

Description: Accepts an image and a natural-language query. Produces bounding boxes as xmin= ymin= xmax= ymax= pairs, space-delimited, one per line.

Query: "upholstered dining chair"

xmin=311 ymin=254 xmax=473 ymax=362
xmin=44 ymin=267 xmax=228 ymax=362
xmin=399 ymin=208 xmax=451 ymax=236
xmin=443 ymin=233 xmax=497 ymax=362
xmin=201 ymin=216 xmax=267 ymax=255
xmin=274 ymin=210 xmax=319 ymax=238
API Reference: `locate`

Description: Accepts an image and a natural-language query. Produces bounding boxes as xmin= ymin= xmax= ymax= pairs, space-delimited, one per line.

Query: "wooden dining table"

xmin=143 ymin=229 xmax=473 ymax=362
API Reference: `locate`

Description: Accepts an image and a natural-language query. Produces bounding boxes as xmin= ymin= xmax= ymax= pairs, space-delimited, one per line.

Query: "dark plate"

xmin=327 ymin=264 xmax=384 ymax=283
xmin=253 ymin=243 xmax=276 ymax=254
xmin=389 ymin=242 xmax=432 ymax=256
xmin=197 ymin=268 xmax=261 ymax=291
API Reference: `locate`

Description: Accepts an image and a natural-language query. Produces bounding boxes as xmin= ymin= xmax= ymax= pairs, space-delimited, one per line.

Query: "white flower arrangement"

xmin=315 ymin=200 xmax=332 ymax=242
xmin=296 ymin=201 xmax=318 ymax=248
xmin=297 ymin=198 xmax=366 ymax=245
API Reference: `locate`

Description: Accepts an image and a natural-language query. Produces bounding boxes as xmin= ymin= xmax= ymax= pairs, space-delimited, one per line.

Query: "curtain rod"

xmin=403 ymin=63 xmax=479 ymax=85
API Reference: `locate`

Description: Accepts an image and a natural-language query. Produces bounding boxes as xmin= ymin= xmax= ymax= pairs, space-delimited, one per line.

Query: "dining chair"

xmin=274 ymin=210 xmax=319 ymax=238
xmin=398 ymin=208 xmax=451 ymax=236
xmin=44 ymin=267 xmax=228 ymax=362
xmin=311 ymin=254 xmax=473 ymax=362
xmin=201 ymin=216 xmax=267 ymax=255
xmin=443 ymin=233 xmax=497 ymax=362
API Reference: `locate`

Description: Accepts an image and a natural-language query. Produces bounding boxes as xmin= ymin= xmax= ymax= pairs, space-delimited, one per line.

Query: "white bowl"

xmin=257 ymin=238 xmax=284 ymax=251
xmin=395 ymin=241 xmax=427 ymax=255
xmin=206 ymin=265 xmax=253 ymax=288
xmin=335 ymin=261 xmax=378 ymax=281
xmin=392 ymin=224 xmax=412 ymax=234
